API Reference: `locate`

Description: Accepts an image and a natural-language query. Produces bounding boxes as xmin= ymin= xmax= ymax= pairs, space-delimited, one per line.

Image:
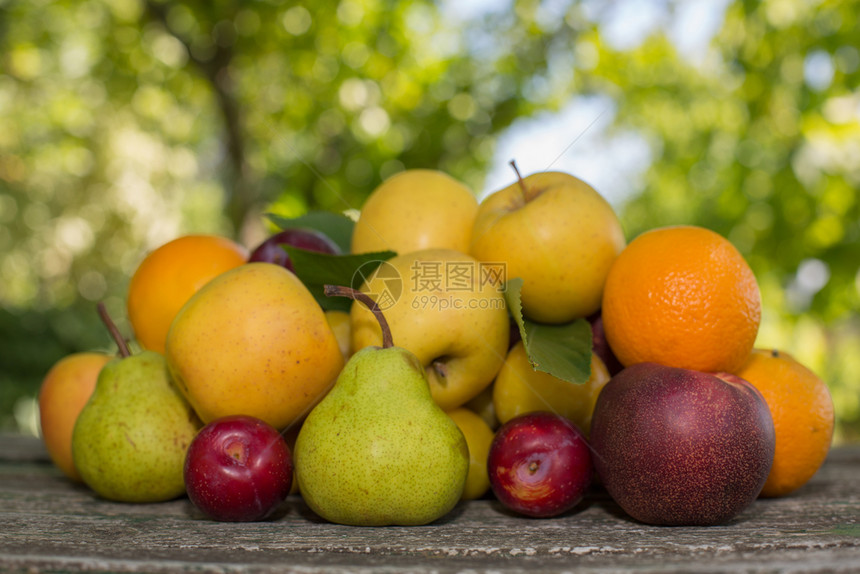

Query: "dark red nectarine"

xmin=590 ymin=362 xmax=774 ymax=526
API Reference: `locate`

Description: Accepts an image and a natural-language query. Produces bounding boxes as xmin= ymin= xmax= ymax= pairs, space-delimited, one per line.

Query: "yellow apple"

xmin=493 ymin=340 xmax=611 ymax=437
xmin=351 ymin=248 xmax=509 ymax=411
xmin=38 ymin=352 xmax=112 ymax=481
xmin=470 ymin=170 xmax=625 ymax=324
xmin=351 ymin=169 xmax=478 ymax=255
xmin=166 ymin=263 xmax=345 ymax=430
xmin=446 ymin=407 xmax=494 ymax=500
xmin=464 ymin=383 xmax=499 ymax=430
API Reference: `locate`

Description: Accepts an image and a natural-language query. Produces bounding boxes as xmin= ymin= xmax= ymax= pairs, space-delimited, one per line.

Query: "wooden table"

xmin=1 ymin=433 xmax=858 ymax=573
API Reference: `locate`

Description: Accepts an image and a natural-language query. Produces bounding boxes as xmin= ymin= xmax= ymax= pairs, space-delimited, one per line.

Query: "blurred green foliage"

xmin=1 ymin=0 xmax=857 ymax=441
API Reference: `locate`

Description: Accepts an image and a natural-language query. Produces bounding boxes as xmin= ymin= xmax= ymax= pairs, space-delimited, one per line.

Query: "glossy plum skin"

xmin=184 ymin=415 xmax=293 ymax=522
xmin=248 ymin=229 xmax=340 ymax=272
xmin=487 ymin=412 xmax=593 ymax=518
xmin=590 ymin=363 xmax=775 ymax=526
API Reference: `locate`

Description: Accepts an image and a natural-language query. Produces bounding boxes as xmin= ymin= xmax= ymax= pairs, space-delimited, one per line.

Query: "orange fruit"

xmin=736 ymin=348 xmax=834 ymax=497
xmin=127 ymin=235 xmax=248 ymax=353
xmin=38 ymin=352 xmax=112 ymax=481
xmin=602 ymin=225 xmax=761 ymax=373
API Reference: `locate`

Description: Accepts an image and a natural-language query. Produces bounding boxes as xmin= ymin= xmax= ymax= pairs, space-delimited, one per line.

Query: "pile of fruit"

xmin=38 ymin=166 xmax=835 ymax=526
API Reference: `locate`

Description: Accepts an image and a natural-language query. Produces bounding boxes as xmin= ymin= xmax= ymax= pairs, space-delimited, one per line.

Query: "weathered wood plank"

xmin=1 ymin=434 xmax=858 ymax=573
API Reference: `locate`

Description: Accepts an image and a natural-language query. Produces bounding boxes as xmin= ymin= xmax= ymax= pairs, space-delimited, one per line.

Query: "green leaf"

xmin=523 ymin=319 xmax=593 ymax=384
xmin=503 ymin=278 xmax=593 ymax=384
xmin=267 ymin=211 xmax=355 ymax=254
xmin=504 ymin=278 xmax=528 ymax=345
xmin=284 ymin=248 xmax=396 ymax=312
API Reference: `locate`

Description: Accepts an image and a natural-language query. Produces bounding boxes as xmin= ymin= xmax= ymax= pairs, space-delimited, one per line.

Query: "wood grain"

xmin=1 ymin=434 xmax=858 ymax=572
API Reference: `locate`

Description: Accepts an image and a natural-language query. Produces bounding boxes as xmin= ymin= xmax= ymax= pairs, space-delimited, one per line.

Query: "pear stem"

xmin=509 ymin=159 xmax=532 ymax=203
xmin=97 ymin=302 xmax=131 ymax=358
xmin=323 ymin=285 xmax=394 ymax=349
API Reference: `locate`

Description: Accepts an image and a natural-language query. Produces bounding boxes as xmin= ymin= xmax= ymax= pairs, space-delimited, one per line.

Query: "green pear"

xmin=72 ymin=304 xmax=201 ymax=503
xmin=294 ymin=286 xmax=469 ymax=526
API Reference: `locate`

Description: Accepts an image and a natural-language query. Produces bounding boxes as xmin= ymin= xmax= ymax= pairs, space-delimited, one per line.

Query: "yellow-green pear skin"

xmin=71 ymin=351 xmax=201 ymax=503
xmin=294 ymin=345 xmax=469 ymax=526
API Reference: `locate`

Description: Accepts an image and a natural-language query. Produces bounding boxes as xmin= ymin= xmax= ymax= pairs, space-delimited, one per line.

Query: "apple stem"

xmin=97 ymin=302 xmax=131 ymax=358
xmin=509 ymin=159 xmax=534 ymax=203
xmin=323 ymin=285 xmax=394 ymax=349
